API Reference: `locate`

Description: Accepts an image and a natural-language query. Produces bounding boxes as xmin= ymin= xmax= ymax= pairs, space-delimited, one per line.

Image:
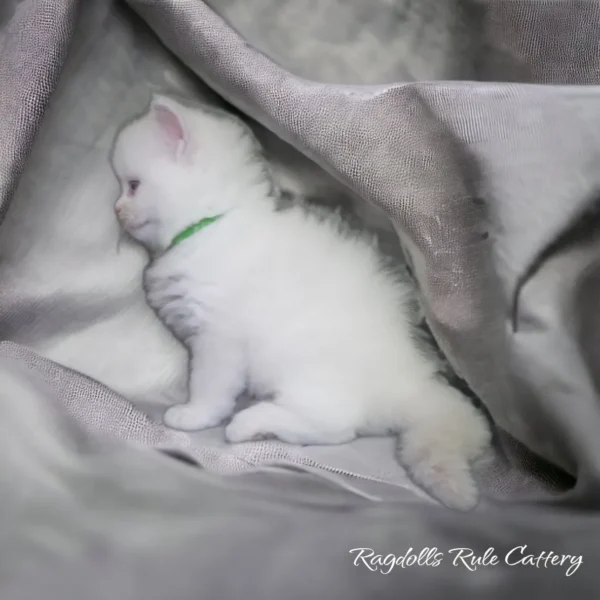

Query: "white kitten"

xmin=111 ymin=95 xmax=491 ymax=510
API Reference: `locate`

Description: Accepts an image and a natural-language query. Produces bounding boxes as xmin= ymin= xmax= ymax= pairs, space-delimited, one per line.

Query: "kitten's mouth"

xmin=127 ymin=220 xmax=150 ymax=231
xmin=116 ymin=219 xmax=151 ymax=253
xmin=119 ymin=218 xmax=151 ymax=233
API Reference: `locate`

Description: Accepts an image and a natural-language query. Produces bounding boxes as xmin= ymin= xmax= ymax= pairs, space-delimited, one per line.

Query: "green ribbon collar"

xmin=169 ymin=214 xmax=223 ymax=249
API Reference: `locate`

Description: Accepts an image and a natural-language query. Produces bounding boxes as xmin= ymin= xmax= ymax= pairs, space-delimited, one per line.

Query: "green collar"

xmin=169 ymin=214 xmax=223 ymax=249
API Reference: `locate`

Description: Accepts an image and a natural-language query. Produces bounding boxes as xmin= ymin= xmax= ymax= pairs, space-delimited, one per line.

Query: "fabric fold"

xmin=0 ymin=0 xmax=79 ymax=220
xmin=126 ymin=0 xmax=600 ymax=482
xmin=3 ymin=0 xmax=600 ymax=508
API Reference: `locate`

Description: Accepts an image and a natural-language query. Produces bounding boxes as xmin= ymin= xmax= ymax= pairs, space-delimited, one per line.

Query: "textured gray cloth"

xmin=2 ymin=0 xmax=600 ymax=597
xmin=129 ymin=0 xmax=600 ymax=486
xmin=0 ymin=357 xmax=595 ymax=598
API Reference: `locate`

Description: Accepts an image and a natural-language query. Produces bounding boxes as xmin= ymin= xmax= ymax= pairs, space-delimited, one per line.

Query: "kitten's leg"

xmin=393 ymin=379 xmax=491 ymax=511
xmin=164 ymin=333 xmax=244 ymax=431
xmin=225 ymin=400 xmax=356 ymax=445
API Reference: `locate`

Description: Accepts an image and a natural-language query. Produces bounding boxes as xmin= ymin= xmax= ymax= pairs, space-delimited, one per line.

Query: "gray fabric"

xmin=0 ymin=0 xmax=77 ymax=217
xmin=0 ymin=356 xmax=595 ymax=598
xmin=0 ymin=0 xmax=444 ymax=501
xmin=0 ymin=0 xmax=566 ymax=499
xmin=2 ymin=0 xmax=600 ymax=597
xmin=126 ymin=0 xmax=600 ymax=486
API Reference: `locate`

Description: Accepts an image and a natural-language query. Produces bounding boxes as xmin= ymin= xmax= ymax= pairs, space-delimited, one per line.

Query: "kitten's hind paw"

xmin=163 ymin=403 xmax=226 ymax=432
xmin=398 ymin=430 xmax=485 ymax=511
xmin=396 ymin=384 xmax=491 ymax=510
xmin=414 ymin=459 xmax=479 ymax=511
xmin=225 ymin=401 xmax=356 ymax=445
xmin=225 ymin=405 xmax=272 ymax=443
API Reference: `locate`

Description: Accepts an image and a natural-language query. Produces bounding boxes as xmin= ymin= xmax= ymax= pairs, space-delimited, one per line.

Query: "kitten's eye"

xmin=127 ymin=180 xmax=140 ymax=195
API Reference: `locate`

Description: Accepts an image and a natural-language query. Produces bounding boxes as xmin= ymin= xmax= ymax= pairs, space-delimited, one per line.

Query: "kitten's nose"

xmin=114 ymin=202 xmax=123 ymax=217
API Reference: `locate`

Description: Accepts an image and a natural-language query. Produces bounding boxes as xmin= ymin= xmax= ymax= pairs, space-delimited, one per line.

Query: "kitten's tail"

xmin=392 ymin=379 xmax=491 ymax=511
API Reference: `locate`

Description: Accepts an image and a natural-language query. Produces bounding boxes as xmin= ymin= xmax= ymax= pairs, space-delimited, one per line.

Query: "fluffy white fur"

xmin=111 ymin=95 xmax=491 ymax=510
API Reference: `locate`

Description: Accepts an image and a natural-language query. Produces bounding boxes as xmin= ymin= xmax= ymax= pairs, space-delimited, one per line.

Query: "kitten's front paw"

xmin=163 ymin=404 xmax=224 ymax=432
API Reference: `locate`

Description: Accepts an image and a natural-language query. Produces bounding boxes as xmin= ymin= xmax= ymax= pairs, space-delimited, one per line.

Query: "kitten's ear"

xmin=149 ymin=96 xmax=187 ymax=156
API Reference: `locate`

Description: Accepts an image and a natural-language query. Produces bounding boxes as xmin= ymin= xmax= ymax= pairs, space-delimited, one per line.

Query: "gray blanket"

xmin=1 ymin=0 xmax=600 ymax=596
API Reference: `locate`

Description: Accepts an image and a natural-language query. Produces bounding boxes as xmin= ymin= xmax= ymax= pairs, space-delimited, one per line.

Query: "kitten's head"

xmin=111 ymin=94 xmax=270 ymax=252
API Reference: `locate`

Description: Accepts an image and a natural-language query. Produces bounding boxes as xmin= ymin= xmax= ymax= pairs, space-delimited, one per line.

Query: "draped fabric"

xmin=1 ymin=1 xmax=599 ymax=597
